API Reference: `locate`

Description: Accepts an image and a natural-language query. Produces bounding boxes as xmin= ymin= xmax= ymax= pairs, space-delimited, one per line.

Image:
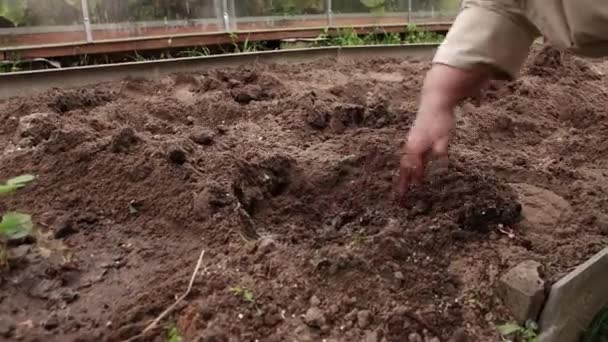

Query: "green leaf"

xmin=0 ymin=174 xmax=36 ymax=194
xmin=243 ymin=290 xmax=255 ymax=303
xmin=0 ymin=212 xmax=33 ymax=239
xmin=6 ymin=174 xmax=36 ymax=187
xmin=0 ymin=184 xmax=19 ymax=194
xmin=497 ymin=323 xmax=524 ymax=336
xmin=167 ymin=325 xmax=183 ymax=342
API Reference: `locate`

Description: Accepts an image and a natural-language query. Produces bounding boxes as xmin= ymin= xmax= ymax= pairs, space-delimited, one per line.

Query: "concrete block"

xmin=498 ymin=260 xmax=547 ymax=323
xmin=538 ymin=247 xmax=608 ymax=342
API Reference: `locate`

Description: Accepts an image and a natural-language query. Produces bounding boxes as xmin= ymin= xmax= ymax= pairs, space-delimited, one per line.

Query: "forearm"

xmin=419 ymin=64 xmax=489 ymax=116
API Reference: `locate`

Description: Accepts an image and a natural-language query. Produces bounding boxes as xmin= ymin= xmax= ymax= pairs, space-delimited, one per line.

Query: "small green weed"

xmin=0 ymin=175 xmax=36 ymax=268
xmin=230 ymin=286 xmax=255 ymax=304
xmin=166 ymin=324 xmax=183 ymax=342
xmin=315 ymin=25 xmax=444 ymax=48
xmin=229 ymin=33 xmax=263 ymax=53
xmin=0 ymin=175 xmax=36 ymax=238
xmin=404 ymin=24 xmax=445 ymax=44
xmin=178 ymin=46 xmax=211 ymax=58
xmin=497 ymin=320 xmax=538 ymax=342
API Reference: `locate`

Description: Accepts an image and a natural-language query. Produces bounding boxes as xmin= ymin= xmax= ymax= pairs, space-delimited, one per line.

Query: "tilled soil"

xmin=1 ymin=45 xmax=607 ymax=342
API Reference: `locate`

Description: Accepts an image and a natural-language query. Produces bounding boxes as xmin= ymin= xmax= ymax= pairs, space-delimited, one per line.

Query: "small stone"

xmin=294 ymin=324 xmax=320 ymax=342
xmin=357 ymin=310 xmax=372 ymax=329
xmin=309 ymin=295 xmax=320 ymax=307
xmin=328 ymin=304 xmax=340 ymax=316
xmin=258 ymin=237 xmax=277 ymax=255
xmin=167 ymin=146 xmax=187 ymax=165
xmin=498 ymin=260 xmax=546 ymax=323
xmin=394 ymin=271 xmax=404 ymax=280
xmin=365 ymin=330 xmax=379 ymax=342
xmin=43 ymin=316 xmax=59 ymax=330
xmin=345 ymin=309 xmax=357 ymax=322
xmin=408 ymin=333 xmax=423 ymax=342
xmin=304 ymin=307 xmax=326 ymax=328
xmin=189 ymin=129 xmax=214 ymax=145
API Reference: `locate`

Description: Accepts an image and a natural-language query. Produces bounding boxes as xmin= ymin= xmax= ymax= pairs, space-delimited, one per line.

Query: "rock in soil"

xmin=498 ymin=260 xmax=547 ymax=323
xmin=408 ymin=332 xmax=423 ymax=342
xmin=365 ymin=330 xmax=380 ymax=342
xmin=304 ymin=307 xmax=326 ymax=328
xmin=189 ymin=128 xmax=215 ymax=145
xmin=294 ymin=324 xmax=320 ymax=342
xmin=309 ymin=295 xmax=321 ymax=307
xmin=357 ymin=310 xmax=372 ymax=329
xmin=257 ymin=237 xmax=277 ymax=255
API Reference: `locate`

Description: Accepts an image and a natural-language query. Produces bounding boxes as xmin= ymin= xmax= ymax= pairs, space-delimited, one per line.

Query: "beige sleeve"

xmin=433 ymin=1 xmax=539 ymax=80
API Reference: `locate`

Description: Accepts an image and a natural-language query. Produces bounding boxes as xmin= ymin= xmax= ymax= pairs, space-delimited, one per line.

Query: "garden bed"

xmin=0 ymin=45 xmax=607 ymax=341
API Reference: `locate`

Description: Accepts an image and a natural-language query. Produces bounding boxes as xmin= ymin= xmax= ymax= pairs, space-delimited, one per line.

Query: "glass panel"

xmin=234 ymin=0 xmax=328 ymax=31
xmin=410 ymin=0 xmax=459 ymax=23
xmin=88 ymin=0 xmax=223 ymax=40
xmin=332 ymin=0 xmax=458 ymax=27
xmin=0 ymin=0 xmax=86 ymax=48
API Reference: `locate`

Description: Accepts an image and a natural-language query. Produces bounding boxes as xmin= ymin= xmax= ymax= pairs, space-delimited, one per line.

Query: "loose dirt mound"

xmin=1 ymin=45 xmax=607 ymax=341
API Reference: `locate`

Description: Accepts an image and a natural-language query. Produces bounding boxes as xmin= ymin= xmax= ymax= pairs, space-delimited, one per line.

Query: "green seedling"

xmin=0 ymin=175 xmax=36 ymax=240
xmin=404 ymin=24 xmax=445 ymax=44
xmin=230 ymin=286 xmax=255 ymax=304
xmin=0 ymin=212 xmax=33 ymax=240
xmin=584 ymin=306 xmax=608 ymax=342
xmin=166 ymin=324 xmax=183 ymax=342
xmin=497 ymin=320 xmax=538 ymax=342
xmin=0 ymin=174 xmax=36 ymax=194
xmin=0 ymin=174 xmax=36 ymax=268
xmin=178 ymin=46 xmax=211 ymax=58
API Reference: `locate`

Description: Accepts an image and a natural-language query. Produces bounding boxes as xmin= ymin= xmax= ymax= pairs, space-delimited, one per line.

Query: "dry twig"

xmin=124 ymin=248 xmax=205 ymax=342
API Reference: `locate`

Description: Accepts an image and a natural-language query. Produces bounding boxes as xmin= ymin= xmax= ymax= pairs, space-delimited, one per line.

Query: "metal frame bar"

xmin=326 ymin=0 xmax=334 ymax=27
xmin=80 ymin=0 xmax=93 ymax=42
xmin=0 ymin=11 xmax=457 ymax=36
xmin=408 ymin=0 xmax=412 ymax=23
xmin=221 ymin=0 xmax=230 ymax=32
xmin=0 ymin=44 xmax=439 ymax=100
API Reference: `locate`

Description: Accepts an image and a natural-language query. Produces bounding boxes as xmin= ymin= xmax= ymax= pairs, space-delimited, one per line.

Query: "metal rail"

xmin=0 ymin=44 xmax=438 ymax=100
xmin=0 ymin=22 xmax=450 ymax=60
